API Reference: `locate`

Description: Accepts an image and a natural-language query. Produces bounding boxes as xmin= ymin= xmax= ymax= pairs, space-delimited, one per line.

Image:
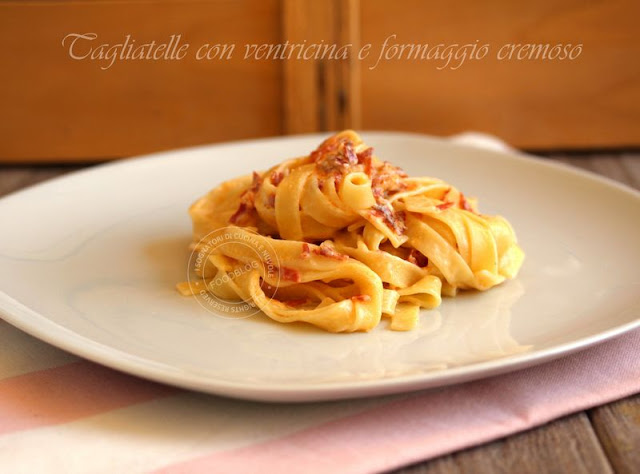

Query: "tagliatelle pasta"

xmin=177 ymin=131 xmax=524 ymax=332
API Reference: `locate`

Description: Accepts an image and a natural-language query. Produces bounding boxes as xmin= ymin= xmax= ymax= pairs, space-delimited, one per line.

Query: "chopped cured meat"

xmin=436 ymin=201 xmax=454 ymax=210
xmin=371 ymin=161 xmax=408 ymax=201
xmin=300 ymin=242 xmax=348 ymax=260
xmin=270 ymin=170 xmax=285 ymax=186
xmin=407 ymin=249 xmax=429 ymax=267
xmin=459 ymin=193 xmax=474 ymax=212
xmin=316 ymin=241 xmax=348 ymax=260
xmin=229 ymin=171 xmax=263 ymax=224
xmin=371 ymin=204 xmax=407 ymax=235
xmin=351 ymin=294 xmax=371 ymax=303
xmin=280 ymin=266 xmax=301 ymax=283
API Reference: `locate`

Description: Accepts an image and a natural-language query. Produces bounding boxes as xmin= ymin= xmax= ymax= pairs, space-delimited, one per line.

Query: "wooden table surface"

xmin=0 ymin=152 xmax=639 ymax=473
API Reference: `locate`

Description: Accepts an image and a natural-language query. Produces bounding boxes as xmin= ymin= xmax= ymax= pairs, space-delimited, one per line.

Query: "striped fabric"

xmin=1 ymin=319 xmax=639 ymax=473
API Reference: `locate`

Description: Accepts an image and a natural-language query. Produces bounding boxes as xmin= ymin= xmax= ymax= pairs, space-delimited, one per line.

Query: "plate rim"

xmin=2 ymin=289 xmax=639 ymax=402
xmin=1 ymin=131 xmax=639 ymax=402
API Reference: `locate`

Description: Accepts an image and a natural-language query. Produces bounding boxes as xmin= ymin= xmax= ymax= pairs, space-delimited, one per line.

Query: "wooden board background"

xmin=0 ymin=0 xmax=638 ymax=161
xmin=0 ymin=0 xmax=283 ymax=161
xmin=359 ymin=0 xmax=640 ymax=150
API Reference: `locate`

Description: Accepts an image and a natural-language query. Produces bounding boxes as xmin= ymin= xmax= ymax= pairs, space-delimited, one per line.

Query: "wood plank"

xmin=335 ymin=0 xmax=361 ymax=131
xmin=393 ymin=413 xmax=613 ymax=474
xmin=584 ymin=155 xmax=638 ymax=186
xmin=282 ymin=0 xmax=331 ymax=133
xmin=0 ymin=0 xmax=282 ymax=161
xmin=589 ymin=394 xmax=640 ymax=474
xmin=548 ymin=153 xmax=639 ymax=189
xmin=0 ymin=167 xmax=81 ymax=198
xmin=282 ymin=0 xmax=360 ymax=134
xmin=359 ymin=0 xmax=640 ymax=149
xmin=620 ymin=154 xmax=640 ymax=189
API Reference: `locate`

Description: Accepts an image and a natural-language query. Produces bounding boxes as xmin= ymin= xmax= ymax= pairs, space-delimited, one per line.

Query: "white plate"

xmin=1 ymin=133 xmax=639 ymax=402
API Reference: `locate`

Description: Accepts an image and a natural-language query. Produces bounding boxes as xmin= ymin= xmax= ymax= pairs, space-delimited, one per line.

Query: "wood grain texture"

xmin=2 ymin=0 xmax=639 ymax=162
xmin=282 ymin=0 xmax=331 ymax=133
xmin=0 ymin=166 xmax=82 ymax=198
xmin=552 ymin=154 xmax=639 ymax=190
xmin=0 ymin=0 xmax=282 ymax=161
xmin=282 ymin=0 xmax=360 ymax=134
xmin=336 ymin=0 xmax=362 ymax=131
xmin=620 ymin=154 xmax=640 ymax=188
xmin=395 ymin=414 xmax=613 ymax=474
xmin=359 ymin=0 xmax=640 ymax=149
xmin=589 ymin=396 xmax=640 ymax=474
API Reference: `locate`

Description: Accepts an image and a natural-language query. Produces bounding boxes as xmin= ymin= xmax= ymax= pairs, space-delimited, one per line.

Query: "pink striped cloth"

xmin=1 ymin=317 xmax=639 ymax=473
